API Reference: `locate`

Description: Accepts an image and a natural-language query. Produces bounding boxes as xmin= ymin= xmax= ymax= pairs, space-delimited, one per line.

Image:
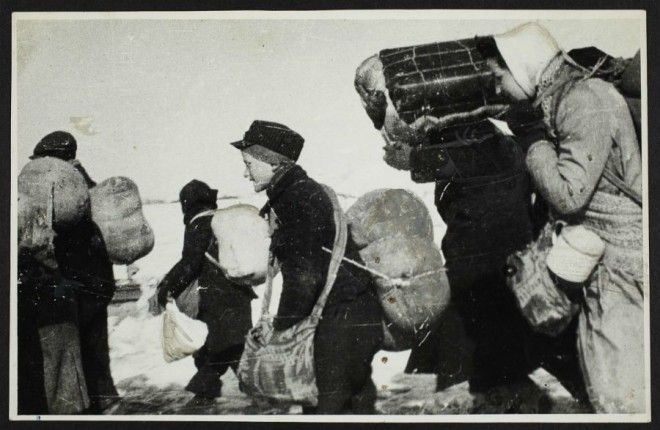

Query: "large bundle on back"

xmin=380 ymin=38 xmax=508 ymax=128
xmin=346 ymin=189 xmax=449 ymax=350
xmin=17 ymin=191 xmax=55 ymax=255
xmin=355 ymin=38 xmax=509 ymax=136
xmin=18 ymin=157 xmax=90 ymax=229
xmin=360 ymin=234 xmax=450 ymax=334
xmin=90 ymin=176 xmax=154 ymax=265
xmin=211 ymin=204 xmax=270 ymax=286
xmin=346 ymin=188 xmax=433 ymax=248
xmin=354 ymin=37 xmax=532 ymax=178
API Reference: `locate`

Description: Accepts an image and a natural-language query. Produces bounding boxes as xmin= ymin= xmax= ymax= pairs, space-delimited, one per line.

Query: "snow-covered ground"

xmin=106 ymin=193 xmax=586 ymax=415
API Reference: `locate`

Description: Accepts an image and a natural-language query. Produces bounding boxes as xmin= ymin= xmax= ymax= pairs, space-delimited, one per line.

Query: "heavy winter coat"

xmin=262 ymin=165 xmax=380 ymax=331
xmin=158 ymin=185 xmax=256 ymax=354
xmin=262 ymin=165 xmax=383 ymax=413
xmin=525 ymin=57 xmax=644 ymax=413
xmin=434 ymin=125 xmax=536 ymax=271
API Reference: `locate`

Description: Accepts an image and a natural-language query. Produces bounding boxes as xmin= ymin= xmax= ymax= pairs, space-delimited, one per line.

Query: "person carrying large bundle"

xmin=27 ymin=131 xmax=119 ymax=413
xmin=355 ymin=38 xmax=588 ymax=405
xmin=477 ymin=22 xmax=644 ymax=413
xmin=149 ymin=179 xmax=257 ymax=409
xmin=232 ymin=120 xmax=383 ymax=414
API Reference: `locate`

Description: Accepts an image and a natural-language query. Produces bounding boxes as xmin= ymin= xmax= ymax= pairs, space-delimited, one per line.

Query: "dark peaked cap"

xmin=231 ymin=120 xmax=304 ymax=162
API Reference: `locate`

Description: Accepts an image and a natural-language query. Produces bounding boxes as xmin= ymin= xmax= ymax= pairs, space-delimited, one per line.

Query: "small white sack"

xmin=546 ymin=225 xmax=605 ymax=283
xmin=161 ymin=302 xmax=208 ymax=363
xmin=211 ymin=204 xmax=270 ymax=285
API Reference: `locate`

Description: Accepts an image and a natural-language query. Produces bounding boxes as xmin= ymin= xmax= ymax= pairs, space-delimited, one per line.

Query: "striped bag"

xmin=237 ymin=185 xmax=347 ymax=406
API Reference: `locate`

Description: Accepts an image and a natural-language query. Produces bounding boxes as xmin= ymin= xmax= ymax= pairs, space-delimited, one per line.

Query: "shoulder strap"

xmin=310 ymin=185 xmax=348 ymax=320
xmin=189 ymin=209 xmax=215 ymax=225
xmin=259 ymin=187 xmax=348 ymax=322
xmin=260 ymin=249 xmax=277 ymax=318
xmin=602 ymin=168 xmax=642 ymax=207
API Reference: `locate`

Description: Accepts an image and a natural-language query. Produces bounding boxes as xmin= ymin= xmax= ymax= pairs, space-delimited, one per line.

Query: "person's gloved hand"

xmin=149 ymin=286 xmax=169 ymax=316
xmin=500 ymin=102 xmax=549 ymax=152
xmin=514 ymin=123 xmax=551 ymax=153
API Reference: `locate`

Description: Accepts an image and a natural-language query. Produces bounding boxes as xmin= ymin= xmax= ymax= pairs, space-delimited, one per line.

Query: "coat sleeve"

xmin=272 ymin=189 xmax=331 ymax=331
xmin=157 ymin=220 xmax=211 ymax=304
xmin=525 ymin=80 xmax=616 ymax=215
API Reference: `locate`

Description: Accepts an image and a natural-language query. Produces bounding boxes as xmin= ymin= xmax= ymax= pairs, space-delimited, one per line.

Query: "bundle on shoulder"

xmin=211 ymin=204 xmax=270 ymax=286
xmin=90 ymin=176 xmax=154 ymax=265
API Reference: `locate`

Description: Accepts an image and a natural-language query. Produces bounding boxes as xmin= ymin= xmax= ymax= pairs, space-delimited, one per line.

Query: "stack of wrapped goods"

xmin=355 ymin=37 xmax=545 ymax=181
xmin=346 ymin=189 xmax=450 ymax=351
xmin=90 ymin=176 xmax=154 ymax=265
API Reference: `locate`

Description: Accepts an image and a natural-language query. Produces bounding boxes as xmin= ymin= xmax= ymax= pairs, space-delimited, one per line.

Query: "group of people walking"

xmin=17 ymin=22 xmax=644 ymax=415
xmin=400 ymin=23 xmax=644 ymax=414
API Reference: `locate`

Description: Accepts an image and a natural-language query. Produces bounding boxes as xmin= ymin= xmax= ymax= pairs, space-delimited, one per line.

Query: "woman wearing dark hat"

xmin=150 ymin=180 xmax=257 ymax=409
xmin=232 ymin=120 xmax=383 ymax=414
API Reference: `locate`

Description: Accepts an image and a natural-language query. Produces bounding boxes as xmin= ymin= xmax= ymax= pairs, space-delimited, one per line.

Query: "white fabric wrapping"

xmin=546 ymin=225 xmax=605 ymax=283
xmin=161 ymin=302 xmax=208 ymax=363
xmin=211 ymin=204 xmax=270 ymax=285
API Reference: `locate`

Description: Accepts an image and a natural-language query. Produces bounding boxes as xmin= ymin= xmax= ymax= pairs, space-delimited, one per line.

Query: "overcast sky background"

xmin=14 ymin=13 xmax=643 ymax=201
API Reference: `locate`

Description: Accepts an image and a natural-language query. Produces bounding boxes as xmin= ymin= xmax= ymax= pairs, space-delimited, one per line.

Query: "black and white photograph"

xmin=9 ymin=8 xmax=650 ymax=422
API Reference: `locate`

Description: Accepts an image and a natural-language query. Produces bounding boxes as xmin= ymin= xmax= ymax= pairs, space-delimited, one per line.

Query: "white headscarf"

xmin=493 ymin=22 xmax=561 ymax=98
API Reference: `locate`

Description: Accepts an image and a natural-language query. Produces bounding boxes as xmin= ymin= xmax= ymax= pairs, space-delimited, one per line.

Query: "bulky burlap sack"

xmin=17 ymin=191 xmax=55 ymax=255
xmin=18 ymin=157 xmax=89 ymax=229
xmin=359 ymin=233 xmax=450 ymax=334
xmin=211 ymin=204 xmax=270 ymax=286
xmin=346 ymin=188 xmax=434 ymax=248
xmin=90 ymin=176 xmax=154 ymax=265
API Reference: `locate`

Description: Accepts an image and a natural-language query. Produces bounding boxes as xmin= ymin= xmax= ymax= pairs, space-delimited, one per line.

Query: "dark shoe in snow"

xmin=183 ymin=395 xmax=217 ymax=412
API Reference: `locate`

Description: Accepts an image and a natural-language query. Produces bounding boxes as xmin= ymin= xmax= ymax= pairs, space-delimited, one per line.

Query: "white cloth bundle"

xmin=546 ymin=225 xmax=606 ymax=283
xmin=211 ymin=204 xmax=270 ymax=286
xmin=90 ymin=176 xmax=155 ymax=265
xmin=18 ymin=156 xmax=90 ymax=229
xmin=161 ymin=302 xmax=208 ymax=363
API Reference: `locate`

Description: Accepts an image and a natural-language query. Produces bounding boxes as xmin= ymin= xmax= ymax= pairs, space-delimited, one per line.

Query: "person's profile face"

xmin=486 ymin=58 xmax=529 ymax=102
xmin=241 ymin=151 xmax=276 ymax=192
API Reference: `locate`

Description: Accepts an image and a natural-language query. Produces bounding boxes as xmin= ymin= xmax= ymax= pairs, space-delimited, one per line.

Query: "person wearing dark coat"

xmin=30 ymin=130 xmax=119 ymax=413
xmin=150 ymin=179 xmax=257 ymax=408
xmin=232 ymin=120 xmax=383 ymax=414
xmin=424 ymin=110 xmax=588 ymax=402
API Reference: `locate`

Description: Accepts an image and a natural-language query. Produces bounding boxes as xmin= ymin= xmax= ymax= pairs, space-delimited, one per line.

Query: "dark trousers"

xmin=303 ymin=291 xmax=383 ymax=414
xmin=405 ymin=303 xmax=475 ymax=391
xmin=448 ymin=263 xmax=588 ymax=401
xmin=77 ymin=296 xmax=118 ymax=410
xmin=186 ymin=343 xmax=243 ymax=398
xmin=449 ymin=265 xmax=533 ymax=391
xmin=17 ymin=295 xmax=48 ymax=414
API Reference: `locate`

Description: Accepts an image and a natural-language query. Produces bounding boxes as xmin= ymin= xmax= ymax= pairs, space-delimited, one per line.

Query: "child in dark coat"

xmin=232 ymin=120 xmax=383 ymax=414
xmin=151 ymin=180 xmax=256 ymax=408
